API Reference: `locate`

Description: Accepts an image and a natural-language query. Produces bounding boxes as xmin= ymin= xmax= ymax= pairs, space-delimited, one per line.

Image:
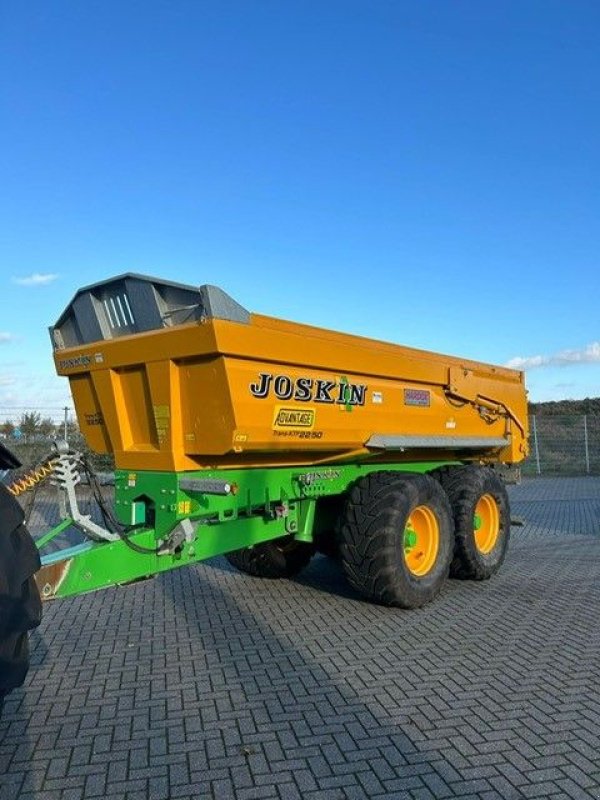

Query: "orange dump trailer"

xmin=37 ymin=273 xmax=529 ymax=609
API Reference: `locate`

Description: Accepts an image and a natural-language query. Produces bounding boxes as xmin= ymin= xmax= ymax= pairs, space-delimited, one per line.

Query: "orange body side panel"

xmin=54 ymin=312 xmax=529 ymax=472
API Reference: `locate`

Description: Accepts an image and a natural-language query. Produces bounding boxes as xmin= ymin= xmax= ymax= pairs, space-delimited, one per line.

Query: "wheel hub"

xmin=403 ymin=505 xmax=440 ymax=577
xmin=473 ymin=494 xmax=500 ymax=553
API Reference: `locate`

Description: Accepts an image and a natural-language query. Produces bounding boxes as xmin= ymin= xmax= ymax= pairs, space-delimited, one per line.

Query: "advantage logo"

xmin=273 ymin=406 xmax=316 ymax=429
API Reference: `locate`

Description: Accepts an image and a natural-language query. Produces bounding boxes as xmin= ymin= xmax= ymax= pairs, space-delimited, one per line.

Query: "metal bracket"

xmin=158 ymin=518 xmax=196 ymax=555
xmin=447 ymin=366 xmax=526 ymax=437
xmin=52 ymin=452 xmax=119 ymax=542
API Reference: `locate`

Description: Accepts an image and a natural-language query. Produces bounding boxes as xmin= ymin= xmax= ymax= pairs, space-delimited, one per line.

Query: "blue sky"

xmin=1 ymin=1 xmax=599 ymax=418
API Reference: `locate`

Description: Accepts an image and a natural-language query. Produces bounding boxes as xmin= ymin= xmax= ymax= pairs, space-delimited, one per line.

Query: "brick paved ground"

xmin=1 ymin=477 xmax=600 ymax=800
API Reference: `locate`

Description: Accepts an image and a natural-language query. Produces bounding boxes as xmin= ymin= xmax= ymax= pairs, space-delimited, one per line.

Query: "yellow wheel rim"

xmin=474 ymin=494 xmax=500 ymax=554
xmin=403 ymin=505 xmax=440 ymax=577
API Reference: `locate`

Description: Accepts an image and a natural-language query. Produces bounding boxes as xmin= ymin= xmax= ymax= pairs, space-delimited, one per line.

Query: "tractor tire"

xmin=226 ymin=536 xmax=314 ymax=578
xmin=431 ymin=465 xmax=510 ymax=580
xmin=338 ymin=472 xmax=453 ymax=609
xmin=0 ymin=484 xmax=42 ymax=717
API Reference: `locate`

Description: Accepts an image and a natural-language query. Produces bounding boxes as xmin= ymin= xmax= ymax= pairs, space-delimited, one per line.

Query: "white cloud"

xmin=12 ymin=272 xmax=59 ymax=286
xmin=0 ymin=332 xmax=14 ymax=343
xmin=506 ymin=342 xmax=600 ymax=371
xmin=506 ymin=354 xmax=547 ymax=370
xmin=0 ymin=373 xmax=72 ymax=422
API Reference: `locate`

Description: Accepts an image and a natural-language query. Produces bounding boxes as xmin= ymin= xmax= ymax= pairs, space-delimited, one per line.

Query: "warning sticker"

xmin=404 ymin=389 xmax=431 ymax=407
xmin=273 ymin=406 xmax=316 ymax=430
xmin=152 ymin=404 xmax=170 ymax=443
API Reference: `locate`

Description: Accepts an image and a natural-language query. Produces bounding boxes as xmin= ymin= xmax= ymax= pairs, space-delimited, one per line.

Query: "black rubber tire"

xmin=226 ymin=536 xmax=315 ymax=578
xmin=338 ymin=472 xmax=454 ymax=609
xmin=0 ymin=484 xmax=42 ymax=716
xmin=431 ymin=465 xmax=510 ymax=580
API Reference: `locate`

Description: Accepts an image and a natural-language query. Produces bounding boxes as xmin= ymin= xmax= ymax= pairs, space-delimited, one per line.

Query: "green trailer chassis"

xmin=36 ymin=460 xmax=454 ymax=600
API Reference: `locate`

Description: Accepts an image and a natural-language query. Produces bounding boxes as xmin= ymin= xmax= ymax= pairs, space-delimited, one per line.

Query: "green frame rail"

xmin=36 ymin=460 xmax=454 ymax=600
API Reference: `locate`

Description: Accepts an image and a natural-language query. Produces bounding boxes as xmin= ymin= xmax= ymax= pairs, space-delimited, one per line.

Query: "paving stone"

xmin=0 ymin=478 xmax=599 ymax=800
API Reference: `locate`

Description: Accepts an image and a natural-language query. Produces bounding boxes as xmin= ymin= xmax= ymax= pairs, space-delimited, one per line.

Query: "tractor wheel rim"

xmin=403 ymin=505 xmax=440 ymax=577
xmin=474 ymin=494 xmax=500 ymax=554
